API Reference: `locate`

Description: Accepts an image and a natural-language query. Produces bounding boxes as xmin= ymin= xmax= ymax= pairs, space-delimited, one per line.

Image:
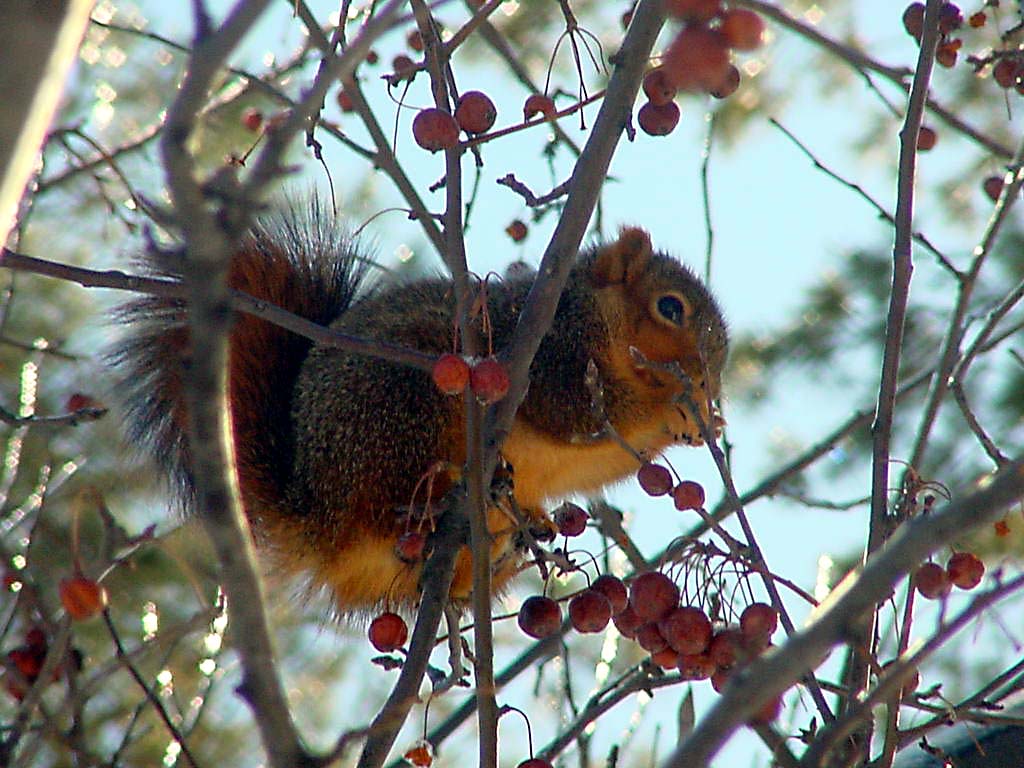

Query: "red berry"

xmin=935 ymin=42 xmax=958 ymax=68
xmin=523 ymin=94 xmax=557 ymax=121
xmin=469 ymin=357 xmax=510 ymax=404
xmin=412 ymin=108 xmax=460 ymax=152
xmin=365 ymin=49 xmax=379 ymax=65
xmin=993 ymin=59 xmax=1018 ymax=89
xmin=637 ymin=462 xmax=674 ymax=496
xmin=672 ymin=481 xmax=706 ymax=511
xmin=59 ymin=576 xmax=108 ymax=621
xmin=635 ymin=621 xmax=669 ymax=653
xmin=432 ymin=353 xmax=470 ymax=395
xmin=24 ymin=628 xmax=47 ymax=654
xmin=241 ymin=107 xmax=263 ymax=132
xmin=664 ymin=0 xmax=721 ymax=23
xmin=569 ymin=589 xmax=612 ymax=633
xmin=916 ymin=126 xmax=937 ymax=151
xmin=66 ymin=392 xmax=101 ymax=411
xmin=591 ymin=574 xmax=628 ymax=615
xmin=406 ymin=29 xmax=424 ymax=52
xmin=663 ymin=26 xmax=731 ymax=93
xmin=642 ymin=67 xmax=677 ymax=107
xmin=506 ymin=219 xmax=528 ymax=242
xmin=659 ymin=606 xmax=712 ymax=655
xmin=678 ymin=652 xmax=716 ymax=680
xmin=395 ymin=532 xmax=427 ymax=562
xmin=368 ymin=612 xmax=409 ymax=651
xmin=612 ymin=604 xmax=643 ymax=638
xmin=404 ymin=742 xmax=433 ymax=767
xmin=637 ymin=101 xmax=680 ymax=137
xmin=938 ymin=3 xmax=963 ymax=35
xmin=629 ymin=571 xmax=680 ymax=622
xmin=553 ymin=502 xmax=588 ymax=537
xmin=968 ymin=11 xmax=985 ymax=28
xmin=946 ymin=552 xmax=984 ymax=590
xmin=392 ymin=54 xmax=416 ymax=81
xmin=518 ymin=595 xmax=562 ymax=638
xmin=8 ymin=648 xmax=43 ymax=680
xmin=708 ymin=628 xmax=744 ymax=669
xmin=651 ymin=646 xmax=681 ymax=668
xmin=710 ymin=65 xmax=740 ymax=99
xmin=914 ymin=562 xmax=951 ymax=600
xmin=455 ymin=90 xmax=497 ymax=134
xmin=337 ymin=89 xmax=355 ymax=113
xmin=983 ymin=175 xmax=1004 ymax=202
xmin=903 ymin=3 xmax=925 ymax=40
xmin=719 ymin=9 xmax=765 ymax=51
xmin=740 ymin=602 xmax=778 ymax=642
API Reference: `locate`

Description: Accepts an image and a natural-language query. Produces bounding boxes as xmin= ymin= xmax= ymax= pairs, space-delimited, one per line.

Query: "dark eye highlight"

xmin=657 ymin=295 xmax=685 ymax=325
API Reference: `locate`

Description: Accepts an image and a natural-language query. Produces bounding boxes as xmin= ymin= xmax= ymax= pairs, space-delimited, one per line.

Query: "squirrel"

xmin=114 ymin=204 xmax=728 ymax=615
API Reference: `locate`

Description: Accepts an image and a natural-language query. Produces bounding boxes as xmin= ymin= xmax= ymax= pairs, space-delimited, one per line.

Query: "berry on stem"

xmin=506 ymin=219 xmax=528 ymax=242
xmin=523 ymin=94 xmax=557 ymax=121
xmin=518 ymin=595 xmax=562 ymax=638
xmin=432 ymin=353 xmax=470 ymax=395
xmin=658 ymin=605 xmax=712 ymax=654
xmin=412 ymin=108 xmax=460 ymax=152
xmin=946 ymin=551 xmax=984 ymax=590
xmin=629 ymin=571 xmax=680 ymax=621
xmin=60 ymin=575 xmax=108 ymax=621
xmin=470 ymin=357 xmax=510 ymax=403
xmin=591 ymin=574 xmax=628 ymax=614
xmin=673 ymin=480 xmax=706 ymax=511
xmin=553 ymin=502 xmax=588 ymax=537
xmin=569 ymin=589 xmax=612 ymax=633
xmin=719 ymin=9 xmax=765 ymax=51
xmin=642 ymin=67 xmax=677 ymax=107
xmin=455 ymin=90 xmax=497 ymax=134
xmin=637 ymin=462 xmax=674 ymax=496
xmin=368 ymin=612 xmax=408 ymax=652
xmin=637 ymin=101 xmax=680 ymax=137
xmin=914 ymin=562 xmax=951 ymax=600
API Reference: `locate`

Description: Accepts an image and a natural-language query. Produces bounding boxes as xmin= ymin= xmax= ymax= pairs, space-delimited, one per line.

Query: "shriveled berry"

xmin=406 ymin=29 xmax=424 ymax=52
xmin=591 ymin=574 xmax=628 ymax=615
xmin=523 ymin=94 xmax=557 ymax=121
xmin=455 ymin=90 xmax=497 ymax=134
xmin=678 ymin=652 xmax=716 ymax=680
xmin=740 ymin=602 xmax=778 ymax=642
xmin=395 ymin=532 xmax=427 ymax=562
xmin=983 ymin=175 xmax=1005 ymax=202
xmin=612 ymin=604 xmax=643 ymax=638
xmin=642 ymin=67 xmax=677 ymax=107
xmin=391 ymin=54 xmax=416 ymax=81
xmin=935 ymin=41 xmax=958 ymax=68
xmin=470 ymin=357 xmax=510 ymax=404
xmin=368 ymin=612 xmax=408 ymax=652
xmin=946 ymin=552 xmax=984 ymax=590
xmin=903 ymin=3 xmax=925 ymax=40
xmin=412 ymin=108 xmax=460 ymax=152
xmin=916 ymin=126 xmax=937 ymax=151
xmin=914 ymin=562 xmax=951 ymax=600
xmin=629 ymin=571 xmax=680 ymax=622
xmin=506 ymin=219 xmax=528 ymax=242
xmin=637 ymin=101 xmax=680 ymax=136
xmin=554 ymin=502 xmax=588 ymax=537
xmin=59 ymin=576 xmax=108 ymax=621
xmin=719 ymin=9 xmax=765 ymax=51
xmin=337 ymin=88 xmax=355 ymax=113
xmin=664 ymin=0 xmax=721 ymax=23
xmin=637 ymin=462 xmax=674 ymax=496
xmin=968 ymin=11 xmax=986 ymax=27
xmin=673 ymin=481 xmax=706 ymax=511
xmin=569 ymin=589 xmax=612 ymax=633
xmin=241 ymin=107 xmax=263 ymax=132
xmin=635 ymin=621 xmax=669 ymax=653
xmin=993 ymin=59 xmax=1018 ymax=89
xmin=659 ymin=606 xmax=712 ymax=655
xmin=432 ymin=353 xmax=470 ymax=394
xmin=938 ymin=2 xmax=963 ymax=35
xmin=663 ymin=26 xmax=731 ymax=93
xmin=518 ymin=595 xmax=562 ymax=638
xmin=710 ymin=65 xmax=740 ymax=99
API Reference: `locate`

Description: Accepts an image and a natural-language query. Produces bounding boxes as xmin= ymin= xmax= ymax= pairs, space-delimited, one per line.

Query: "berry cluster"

xmin=431 ymin=353 xmax=510 ymax=404
xmin=913 ymin=550 xmax=985 ymax=600
xmin=638 ymin=1 xmax=766 ymax=136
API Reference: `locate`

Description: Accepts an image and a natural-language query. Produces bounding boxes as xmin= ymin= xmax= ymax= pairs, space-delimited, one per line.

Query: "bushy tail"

xmin=112 ymin=201 xmax=371 ymax=512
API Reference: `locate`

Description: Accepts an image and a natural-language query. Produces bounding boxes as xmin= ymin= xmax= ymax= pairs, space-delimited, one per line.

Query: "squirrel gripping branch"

xmin=114 ymin=206 xmax=728 ymax=615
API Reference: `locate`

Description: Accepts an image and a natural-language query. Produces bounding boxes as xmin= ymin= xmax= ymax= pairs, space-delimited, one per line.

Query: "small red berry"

xmin=708 ymin=628 xmax=744 ymax=669
xmin=505 ymin=219 xmax=528 ymax=242
xmin=938 ymin=3 xmax=963 ymax=35
xmin=517 ymin=759 xmax=554 ymax=768
xmin=469 ymin=357 xmax=510 ymax=404
xmin=903 ymin=3 xmax=925 ymax=40
xmin=916 ymin=126 xmax=937 ymax=151
xmin=740 ymin=602 xmax=778 ymax=642
xmin=406 ymin=29 xmax=425 ymax=52
xmin=914 ymin=562 xmax=951 ymax=600
xmin=629 ymin=571 xmax=680 ymax=622
xmin=66 ymin=393 xmax=101 ymax=412
xmin=412 ymin=108 xmax=460 ymax=152
xmin=241 ymin=107 xmax=263 ymax=132
xmin=663 ymin=26 xmax=731 ymax=93
xmin=642 ymin=67 xmax=677 ymax=107
xmin=678 ymin=652 xmax=716 ymax=680
xmin=983 ymin=175 xmax=1004 ymax=202
xmin=591 ymin=574 xmax=628 ymax=615
xmin=710 ymin=65 xmax=740 ymax=99
xmin=993 ymin=59 xmax=1019 ymax=89
xmin=365 ymin=49 xmax=379 ymax=65
xmin=518 ymin=595 xmax=562 ymax=638
xmin=523 ymin=94 xmax=557 ymax=121
xmin=935 ymin=42 xmax=958 ymax=68
xmin=368 ymin=612 xmax=408 ymax=652
xmin=968 ymin=11 xmax=986 ymax=28
xmin=612 ymin=604 xmax=643 ymax=638
xmin=569 ymin=589 xmax=612 ymax=633
xmin=946 ymin=552 xmax=984 ymax=590
xmin=59 ymin=576 xmax=108 ymax=621
xmin=553 ymin=502 xmax=588 ymax=537
xmin=719 ymin=9 xmax=766 ymax=51
xmin=392 ymin=54 xmax=417 ymax=81
xmin=404 ymin=742 xmax=433 ymax=767
xmin=672 ymin=481 xmax=706 ymax=511
xmin=635 ymin=621 xmax=669 ymax=653
xmin=659 ymin=606 xmax=712 ymax=655
xmin=395 ymin=532 xmax=427 ymax=563
xmin=637 ymin=101 xmax=680 ymax=136
xmin=336 ymin=89 xmax=355 ymax=113
xmin=637 ymin=462 xmax=674 ymax=496
xmin=432 ymin=353 xmax=470 ymax=395
xmin=455 ymin=90 xmax=497 ymax=134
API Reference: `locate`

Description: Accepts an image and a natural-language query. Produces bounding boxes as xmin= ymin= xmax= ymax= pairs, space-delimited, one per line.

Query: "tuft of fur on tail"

xmin=110 ymin=200 xmax=373 ymax=513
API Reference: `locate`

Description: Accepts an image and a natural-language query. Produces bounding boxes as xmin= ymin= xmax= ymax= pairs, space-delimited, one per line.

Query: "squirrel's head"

xmin=586 ymin=227 xmax=728 ymax=446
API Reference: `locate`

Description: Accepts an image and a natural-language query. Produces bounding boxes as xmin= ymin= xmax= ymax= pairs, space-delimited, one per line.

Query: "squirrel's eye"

xmin=656 ymin=295 xmax=686 ymax=325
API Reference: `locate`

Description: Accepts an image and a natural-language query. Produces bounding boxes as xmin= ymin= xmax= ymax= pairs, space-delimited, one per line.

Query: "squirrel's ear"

xmin=590 ymin=227 xmax=653 ymax=287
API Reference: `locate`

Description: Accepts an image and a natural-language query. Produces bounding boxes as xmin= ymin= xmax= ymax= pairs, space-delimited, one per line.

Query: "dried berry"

xmin=506 ymin=219 xmax=528 ymax=242
xmin=432 ymin=353 xmax=470 ymax=395
xmin=523 ymin=94 xmax=557 ymax=121
xmin=903 ymin=3 xmax=925 ymax=40
xmin=916 ymin=126 xmax=937 ymax=151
